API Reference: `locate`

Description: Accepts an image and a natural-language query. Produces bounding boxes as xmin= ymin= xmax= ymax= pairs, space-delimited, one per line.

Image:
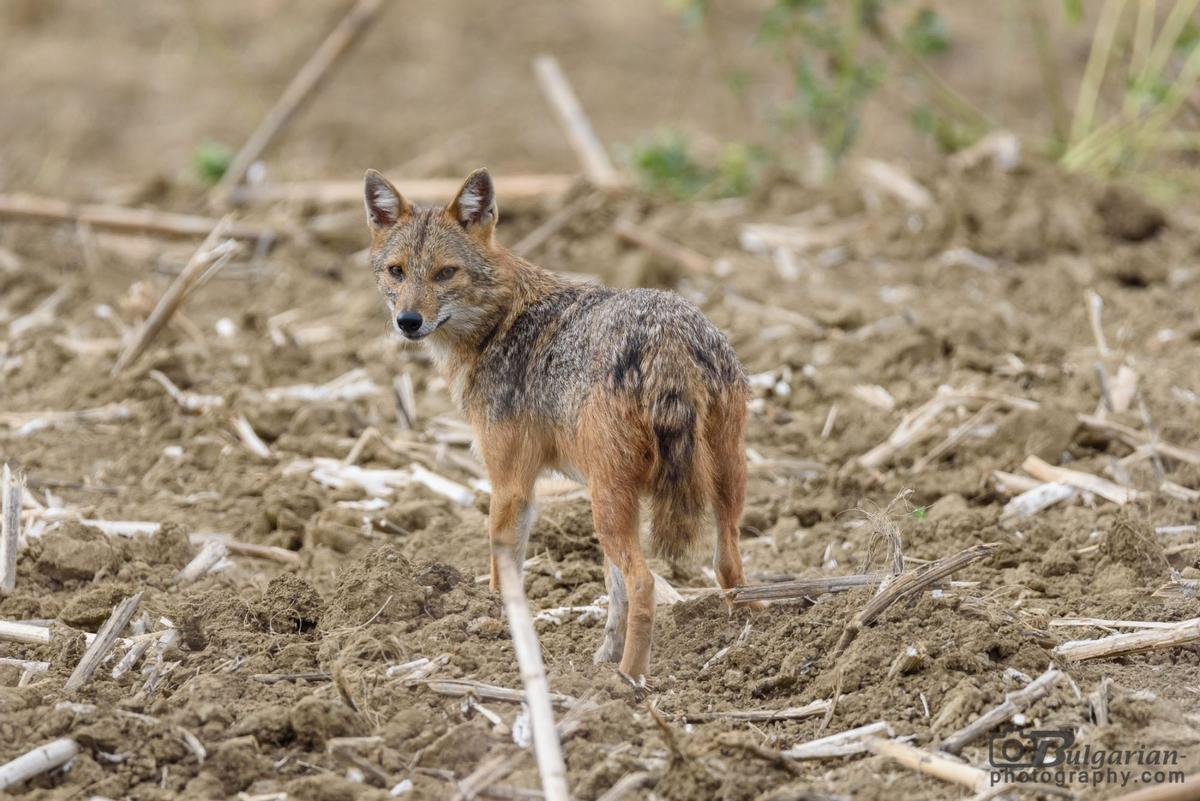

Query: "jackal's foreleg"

xmin=483 ymin=428 xmax=542 ymax=592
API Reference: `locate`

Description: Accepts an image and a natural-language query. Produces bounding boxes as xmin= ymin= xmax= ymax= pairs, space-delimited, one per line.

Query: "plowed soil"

xmin=3 ymin=3 xmax=1200 ymax=800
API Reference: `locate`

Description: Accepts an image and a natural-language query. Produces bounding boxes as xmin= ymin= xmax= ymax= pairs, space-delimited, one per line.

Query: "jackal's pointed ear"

xmin=446 ymin=168 xmax=497 ymax=241
xmin=364 ymin=169 xmax=411 ymax=231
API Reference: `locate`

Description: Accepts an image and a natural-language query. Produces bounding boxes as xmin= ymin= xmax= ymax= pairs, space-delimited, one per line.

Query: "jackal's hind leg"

xmin=593 ymin=558 xmax=628 ymax=664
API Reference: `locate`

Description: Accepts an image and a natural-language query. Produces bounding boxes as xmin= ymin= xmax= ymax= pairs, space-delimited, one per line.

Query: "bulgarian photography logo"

xmin=988 ymin=726 xmax=1185 ymax=789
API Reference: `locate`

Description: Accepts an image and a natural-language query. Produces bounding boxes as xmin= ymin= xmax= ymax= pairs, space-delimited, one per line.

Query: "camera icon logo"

xmin=989 ymin=726 xmax=1075 ymax=769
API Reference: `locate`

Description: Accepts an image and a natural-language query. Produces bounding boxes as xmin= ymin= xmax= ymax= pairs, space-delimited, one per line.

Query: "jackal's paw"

xmin=592 ymin=633 xmax=624 ymax=665
xmin=616 ymin=669 xmax=653 ymax=702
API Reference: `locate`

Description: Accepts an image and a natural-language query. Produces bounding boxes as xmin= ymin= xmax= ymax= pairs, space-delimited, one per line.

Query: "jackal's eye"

xmin=387 ymin=264 xmax=405 ymax=280
xmin=433 ymin=266 xmax=458 ymax=282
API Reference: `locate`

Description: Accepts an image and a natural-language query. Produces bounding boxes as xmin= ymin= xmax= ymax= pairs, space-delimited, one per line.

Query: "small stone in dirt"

xmin=1096 ymin=184 xmax=1165 ymax=242
xmin=260 ymin=574 xmax=323 ymax=632
xmin=290 ymin=695 xmax=367 ymax=747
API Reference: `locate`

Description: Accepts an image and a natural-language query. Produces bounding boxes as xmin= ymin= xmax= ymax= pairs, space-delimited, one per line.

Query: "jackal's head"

xmin=364 ymin=168 xmax=503 ymax=345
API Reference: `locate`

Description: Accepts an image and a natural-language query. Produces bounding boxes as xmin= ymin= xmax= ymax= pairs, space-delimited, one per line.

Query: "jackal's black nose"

xmin=396 ymin=312 xmax=423 ymax=334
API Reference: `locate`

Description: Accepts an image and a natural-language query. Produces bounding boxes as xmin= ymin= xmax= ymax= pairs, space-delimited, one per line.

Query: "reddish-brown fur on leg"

xmin=569 ymin=394 xmax=657 ymax=677
xmin=480 ymin=422 xmax=546 ymax=591
xmin=708 ymin=387 xmax=752 ymax=597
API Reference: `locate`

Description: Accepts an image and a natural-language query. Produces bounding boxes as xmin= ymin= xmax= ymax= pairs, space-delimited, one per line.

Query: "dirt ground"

xmin=3 ymin=2 xmax=1200 ymax=800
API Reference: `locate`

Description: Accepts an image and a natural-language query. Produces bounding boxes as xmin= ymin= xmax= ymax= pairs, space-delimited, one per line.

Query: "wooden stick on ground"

xmin=614 ymin=219 xmax=713 ymax=273
xmin=212 ymin=0 xmax=386 ymax=200
xmin=863 ymin=736 xmax=988 ymax=793
xmin=231 ymin=413 xmax=272 ymax=460
xmin=64 ymin=592 xmax=143 ymax=692
xmin=494 ymin=548 xmax=570 ymax=801
xmin=1 ymin=464 xmax=22 ymax=595
xmin=1000 ymin=481 xmax=1076 ymax=522
xmin=0 ymin=657 xmax=50 ymax=673
xmin=0 ymin=194 xmax=272 ymax=241
xmin=835 ymin=542 xmax=997 ymax=654
xmin=1086 ymin=289 xmax=1112 ymax=358
xmin=1050 ymin=617 xmax=1191 ymax=630
xmin=0 ymin=738 xmax=82 ymax=792
xmin=533 ymin=55 xmax=621 ymax=188
xmin=188 ymin=533 xmax=300 ymax=566
xmin=1053 ymin=618 xmax=1200 ymax=661
xmin=731 ymin=573 xmax=886 ymax=604
xmin=421 ymin=678 xmax=576 ymax=707
xmin=1021 ymin=454 xmax=1136 ymax=505
xmin=0 ymin=621 xmax=52 ymax=645
xmin=940 ymin=667 xmax=1064 ymax=754
xmin=0 ymin=404 xmax=132 ymax=434
xmin=1090 ymin=676 xmax=1112 ymax=726
xmin=782 ymin=721 xmax=893 ymax=759
xmin=232 ymin=174 xmax=576 ymax=206
xmin=595 ymin=771 xmax=655 ymax=801
xmin=1105 ymin=774 xmax=1200 ymax=801
xmin=858 ymin=387 xmax=955 ymax=469
xmin=111 ymin=220 xmax=239 ymax=375
xmin=173 ymin=541 xmax=230 ymax=585
xmin=682 ymin=699 xmax=830 ymax=723
xmin=1078 ymin=414 xmax=1200 ymax=465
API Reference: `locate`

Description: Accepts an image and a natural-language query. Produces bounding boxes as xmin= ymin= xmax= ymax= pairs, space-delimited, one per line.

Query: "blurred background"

xmin=6 ymin=0 xmax=1186 ymax=196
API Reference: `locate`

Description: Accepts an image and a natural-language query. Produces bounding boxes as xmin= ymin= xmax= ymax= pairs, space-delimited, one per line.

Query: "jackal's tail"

xmin=647 ymin=381 xmax=715 ymax=562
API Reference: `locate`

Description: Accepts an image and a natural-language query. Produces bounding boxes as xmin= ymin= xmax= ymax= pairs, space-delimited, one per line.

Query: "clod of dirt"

xmin=184 ymin=735 xmax=271 ymax=797
xmin=1096 ymin=184 xmax=1166 ymax=242
xmin=260 ymin=574 xmax=324 ymax=632
xmin=926 ymin=493 xmax=968 ymax=520
xmin=305 ymin=506 xmax=371 ymax=554
xmin=418 ymin=720 xmax=494 ymax=769
xmin=1039 ymin=536 xmax=1078 ymax=578
xmin=230 ymin=705 xmax=294 ymax=745
xmin=1101 ymin=510 xmax=1169 ymax=578
xmin=930 ymin=679 xmax=984 ymax=732
xmin=58 ymin=584 xmax=133 ymax=628
xmin=322 ymin=545 xmax=466 ymax=630
xmin=385 ymin=496 xmax=457 ymax=535
xmin=1100 ymin=244 xmax=1170 ymax=287
xmin=289 ymin=695 xmax=368 ymax=747
xmin=285 ymin=773 xmax=391 ymax=801
xmin=126 ymin=521 xmax=193 ymax=567
xmin=984 ymin=404 xmax=1079 ymax=465
xmin=257 ymin=474 xmax=323 ymax=538
xmin=35 ymin=521 xmax=122 ymax=582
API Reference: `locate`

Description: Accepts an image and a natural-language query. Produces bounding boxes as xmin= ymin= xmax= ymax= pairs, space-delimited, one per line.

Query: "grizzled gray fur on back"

xmin=466 ymin=283 xmax=745 ymax=425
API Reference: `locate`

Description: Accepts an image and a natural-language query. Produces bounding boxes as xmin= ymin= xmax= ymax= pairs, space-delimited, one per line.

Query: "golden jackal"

xmin=364 ymin=168 xmax=752 ymax=680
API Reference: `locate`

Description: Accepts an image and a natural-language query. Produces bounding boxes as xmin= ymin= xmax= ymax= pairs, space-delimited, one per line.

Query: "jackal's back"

xmin=469 ymin=284 xmax=744 ymax=425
